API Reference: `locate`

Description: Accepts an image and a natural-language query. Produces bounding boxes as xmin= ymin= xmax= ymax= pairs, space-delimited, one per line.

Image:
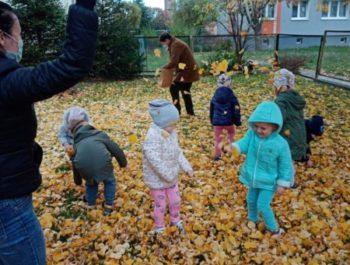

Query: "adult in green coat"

xmin=274 ymin=69 xmax=308 ymax=163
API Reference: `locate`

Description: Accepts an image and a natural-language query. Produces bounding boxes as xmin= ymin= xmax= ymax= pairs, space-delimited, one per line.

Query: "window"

xmin=321 ymin=0 xmax=348 ymax=18
xmin=296 ymin=38 xmax=303 ymax=45
xmin=340 ymin=37 xmax=347 ymax=43
xmin=292 ymin=0 xmax=309 ymax=19
xmin=264 ymin=3 xmax=276 ymax=19
xmin=263 ymin=38 xmax=270 ymax=45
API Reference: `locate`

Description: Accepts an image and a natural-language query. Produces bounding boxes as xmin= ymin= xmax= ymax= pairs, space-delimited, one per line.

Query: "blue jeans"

xmin=0 ymin=195 xmax=46 ymax=265
xmin=85 ymin=175 xmax=116 ymax=206
xmin=247 ymin=188 xmax=278 ymax=232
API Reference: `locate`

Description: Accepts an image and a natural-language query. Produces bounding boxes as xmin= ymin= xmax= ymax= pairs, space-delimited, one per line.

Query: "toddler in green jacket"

xmin=68 ymin=108 xmax=127 ymax=215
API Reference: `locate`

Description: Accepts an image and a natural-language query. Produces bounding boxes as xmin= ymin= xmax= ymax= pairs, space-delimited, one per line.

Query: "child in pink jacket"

xmin=143 ymin=99 xmax=193 ymax=234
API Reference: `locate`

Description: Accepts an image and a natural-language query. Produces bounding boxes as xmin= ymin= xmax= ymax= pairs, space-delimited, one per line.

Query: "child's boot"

xmin=103 ymin=203 xmax=114 ymax=215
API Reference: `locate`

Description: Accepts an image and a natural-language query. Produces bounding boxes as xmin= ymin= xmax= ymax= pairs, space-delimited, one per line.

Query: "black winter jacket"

xmin=0 ymin=4 xmax=98 ymax=199
xmin=210 ymin=86 xmax=241 ymax=126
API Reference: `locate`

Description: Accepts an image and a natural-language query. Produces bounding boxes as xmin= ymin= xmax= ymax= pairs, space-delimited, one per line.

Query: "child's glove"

xmin=65 ymin=144 xmax=75 ymax=158
xmin=187 ymin=170 xmax=194 ymax=177
xmin=276 ymin=186 xmax=285 ymax=195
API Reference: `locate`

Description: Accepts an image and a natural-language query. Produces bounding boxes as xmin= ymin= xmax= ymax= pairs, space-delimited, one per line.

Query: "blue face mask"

xmin=2 ymin=31 xmax=23 ymax=63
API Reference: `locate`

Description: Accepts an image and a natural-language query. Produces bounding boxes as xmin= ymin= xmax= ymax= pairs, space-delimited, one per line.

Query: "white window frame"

xmin=291 ymin=0 xmax=310 ymax=20
xmin=321 ymin=0 xmax=349 ymax=20
xmin=264 ymin=3 xmax=276 ymax=20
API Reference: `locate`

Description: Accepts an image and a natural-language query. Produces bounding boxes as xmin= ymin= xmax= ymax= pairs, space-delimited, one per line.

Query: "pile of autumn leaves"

xmin=34 ymin=75 xmax=350 ymax=265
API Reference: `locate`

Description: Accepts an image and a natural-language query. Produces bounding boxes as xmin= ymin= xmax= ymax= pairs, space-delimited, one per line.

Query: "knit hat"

xmin=149 ymin=99 xmax=179 ymax=128
xmin=217 ymin=73 xmax=231 ymax=87
xmin=67 ymin=106 xmax=90 ymax=132
xmin=309 ymin=115 xmax=324 ymax=136
xmin=273 ymin=68 xmax=295 ymax=89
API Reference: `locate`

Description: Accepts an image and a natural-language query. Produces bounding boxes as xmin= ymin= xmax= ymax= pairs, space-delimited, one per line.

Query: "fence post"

xmin=274 ymin=34 xmax=280 ymax=64
xmin=316 ymin=33 xmax=326 ymax=79
xmin=189 ymin=35 xmax=194 ymax=51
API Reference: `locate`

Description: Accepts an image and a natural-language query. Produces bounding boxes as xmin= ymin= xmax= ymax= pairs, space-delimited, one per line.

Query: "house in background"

xmin=262 ymin=0 xmax=350 ymax=35
xmin=260 ymin=0 xmax=350 ymax=48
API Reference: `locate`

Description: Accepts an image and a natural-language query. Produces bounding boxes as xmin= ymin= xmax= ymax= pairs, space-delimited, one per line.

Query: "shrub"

xmin=93 ymin=0 xmax=144 ymax=79
xmin=278 ymin=55 xmax=307 ymax=73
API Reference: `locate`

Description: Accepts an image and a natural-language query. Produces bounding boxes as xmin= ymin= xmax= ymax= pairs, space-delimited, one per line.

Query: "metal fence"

xmin=137 ymin=33 xmax=350 ymax=87
xmin=276 ymin=32 xmax=350 ymax=83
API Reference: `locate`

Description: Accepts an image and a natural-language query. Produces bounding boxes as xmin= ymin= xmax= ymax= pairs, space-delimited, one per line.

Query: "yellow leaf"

xmin=198 ymin=68 xmax=205 ymax=75
xmin=284 ymin=129 xmax=290 ymax=137
xmin=178 ymin=62 xmax=186 ymax=70
xmin=128 ymin=134 xmax=138 ymax=144
xmin=244 ymin=241 xmax=257 ymax=249
xmin=217 ymin=59 xmax=228 ymax=73
xmin=40 ymin=212 xmax=55 ymax=229
xmin=52 ymin=251 xmax=69 ymax=262
xmin=154 ymin=48 xmax=161 ymax=57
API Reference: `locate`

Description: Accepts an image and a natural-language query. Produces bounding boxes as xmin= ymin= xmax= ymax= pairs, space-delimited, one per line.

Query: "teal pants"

xmin=247 ymin=188 xmax=278 ymax=232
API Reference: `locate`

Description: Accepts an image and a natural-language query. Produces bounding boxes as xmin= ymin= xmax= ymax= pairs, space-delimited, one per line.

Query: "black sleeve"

xmin=0 ymin=5 xmax=98 ymax=105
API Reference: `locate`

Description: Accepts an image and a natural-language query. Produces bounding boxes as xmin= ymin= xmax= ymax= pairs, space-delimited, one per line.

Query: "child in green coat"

xmin=68 ymin=108 xmax=127 ymax=215
xmin=274 ymin=69 xmax=308 ymax=187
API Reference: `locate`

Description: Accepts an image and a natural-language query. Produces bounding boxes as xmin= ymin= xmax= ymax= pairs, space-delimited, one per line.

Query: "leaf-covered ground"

xmin=34 ymin=74 xmax=350 ymax=265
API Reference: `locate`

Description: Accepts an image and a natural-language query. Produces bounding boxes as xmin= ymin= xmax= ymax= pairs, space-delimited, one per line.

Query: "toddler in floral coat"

xmin=143 ymin=99 xmax=193 ymax=234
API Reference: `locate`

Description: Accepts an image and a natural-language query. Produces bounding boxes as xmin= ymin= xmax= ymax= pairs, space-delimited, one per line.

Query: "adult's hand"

xmin=76 ymin=0 xmax=96 ymax=10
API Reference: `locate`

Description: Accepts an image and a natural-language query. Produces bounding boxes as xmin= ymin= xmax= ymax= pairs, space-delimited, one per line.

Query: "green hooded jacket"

xmin=73 ymin=125 xmax=127 ymax=183
xmin=275 ymin=90 xmax=308 ymax=161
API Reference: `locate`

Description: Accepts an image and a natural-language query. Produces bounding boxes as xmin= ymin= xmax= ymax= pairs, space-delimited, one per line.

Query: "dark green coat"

xmin=275 ymin=90 xmax=308 ymax=161
xmin=73 ymin=125 xmax=127 ymax=183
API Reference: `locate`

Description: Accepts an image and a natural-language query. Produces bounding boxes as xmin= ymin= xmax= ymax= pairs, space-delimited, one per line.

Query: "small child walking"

xmin=143 ymin=99 xmax=193 ymax=234
xmin=67 ymin=108 xmax=127 ymax=215
xmin=210 ymin=74 xmax=241 ymax=160
xmin=232 ymin=101 xmax=293 ymax=235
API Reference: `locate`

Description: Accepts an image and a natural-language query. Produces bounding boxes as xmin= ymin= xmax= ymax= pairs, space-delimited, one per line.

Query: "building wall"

xmin=280 ymin=0 xmax=350 ymax=35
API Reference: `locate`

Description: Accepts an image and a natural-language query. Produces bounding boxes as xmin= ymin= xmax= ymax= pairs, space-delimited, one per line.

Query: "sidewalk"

xmin=299 ymin=69 xmax=350 ymax=90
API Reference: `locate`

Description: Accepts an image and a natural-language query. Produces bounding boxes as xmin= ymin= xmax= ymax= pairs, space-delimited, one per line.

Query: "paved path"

xmin=299 ymin=69 xmax=350 ymax=90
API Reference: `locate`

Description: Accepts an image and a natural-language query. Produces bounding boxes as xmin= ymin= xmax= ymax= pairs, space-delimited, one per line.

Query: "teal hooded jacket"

xmin=233 ymin=101 xmax=293 ymax=191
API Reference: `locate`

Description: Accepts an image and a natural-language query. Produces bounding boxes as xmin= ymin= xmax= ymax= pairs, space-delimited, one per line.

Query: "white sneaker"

xmin=153 ymin=227 xmax=165 ymax=234
xmin=174 ymin=221 xmax=186 ymax=235
xmin=271 ymin=228 xmax=285 ymax=237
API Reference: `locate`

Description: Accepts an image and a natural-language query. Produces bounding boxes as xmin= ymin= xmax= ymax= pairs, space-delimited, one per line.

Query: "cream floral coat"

xmin=143 ymin=123 xmax=192 ymax=189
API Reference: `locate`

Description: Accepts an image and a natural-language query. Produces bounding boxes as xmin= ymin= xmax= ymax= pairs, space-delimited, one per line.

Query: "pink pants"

xmin=150 ymin=183 xmax=181 ymax=229
xmin=214 ymin=125 xmax=235 ymax=157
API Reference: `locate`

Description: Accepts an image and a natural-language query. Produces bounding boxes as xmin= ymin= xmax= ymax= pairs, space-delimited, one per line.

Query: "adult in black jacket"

xmin=0 ymin=1 xmax=98 ymax=264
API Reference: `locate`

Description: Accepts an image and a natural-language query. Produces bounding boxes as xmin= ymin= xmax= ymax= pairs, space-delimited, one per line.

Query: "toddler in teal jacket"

xmin=232 ymin=101 xmax=293 ymax=234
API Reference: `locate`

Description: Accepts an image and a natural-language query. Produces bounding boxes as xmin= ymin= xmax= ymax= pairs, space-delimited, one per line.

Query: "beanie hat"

xmin=273 ymin=68 xmax=295 ymax=89
xmin=149 ymin=99 xmax=180 ymax=128
xmin=217 ymin=73 xmax=231 ymax=87
xmin=67 ymin=106 xmax=90 ymax=132
xmin=309 ymin=115 xmax=324 ymax=136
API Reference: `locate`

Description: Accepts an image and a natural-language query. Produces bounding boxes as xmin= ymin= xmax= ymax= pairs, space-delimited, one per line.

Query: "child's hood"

xmin=74 ymin=124 xmax=101 ymax=143
xmin=279 ymin=90 xmax=306 ymax=111
xmin=213 ymin=86 xmax=234 ymax=104
xmin=248 ymin=101 xmax=283 ymax=133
